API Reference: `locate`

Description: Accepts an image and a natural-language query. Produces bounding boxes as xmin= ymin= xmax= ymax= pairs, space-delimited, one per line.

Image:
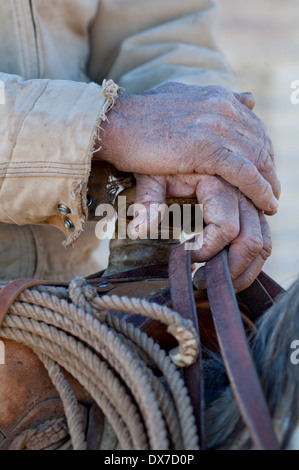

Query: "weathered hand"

xmin=132 ymin=173 xmax=272 ymax=292
xmin=97 ymin=82 xmax=280 ymax=214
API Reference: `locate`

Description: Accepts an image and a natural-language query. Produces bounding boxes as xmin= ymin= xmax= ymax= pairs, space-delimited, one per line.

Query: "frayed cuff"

xmin=63 ymin=79 xmax=122 ymax=248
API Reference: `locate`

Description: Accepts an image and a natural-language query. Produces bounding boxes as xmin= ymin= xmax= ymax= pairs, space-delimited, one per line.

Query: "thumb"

xmin=127 ymin=174 xmax=167 ymax=239
xmin=234 ymin=91 xmax=256 ymax=110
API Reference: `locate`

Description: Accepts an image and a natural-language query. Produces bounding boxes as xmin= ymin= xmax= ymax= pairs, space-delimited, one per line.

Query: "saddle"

xmin=0 ymin=185 xmax=285 ymax=450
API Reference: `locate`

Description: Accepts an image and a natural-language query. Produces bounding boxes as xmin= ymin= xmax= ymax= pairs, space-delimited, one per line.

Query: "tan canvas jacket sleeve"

xmin=88 ymin=0 xmax=235 ymax=92
xmin=0 ymin=0 xmax=234 ymax=280
xmin=0 ymin=73 xmax=118 ymax=247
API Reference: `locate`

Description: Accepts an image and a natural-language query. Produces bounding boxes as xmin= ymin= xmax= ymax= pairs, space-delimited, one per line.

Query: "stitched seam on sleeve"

xmin=0 ymin=172 xmax=85 ymax=177
xmin=0 ymin=161 xmax=86 ymax=166
xmin=0 ymin=79 xmax=50 ymax=197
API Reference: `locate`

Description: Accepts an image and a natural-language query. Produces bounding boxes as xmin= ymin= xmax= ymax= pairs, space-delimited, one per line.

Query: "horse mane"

xmin=205 ymin=278 xmax=299 ymax=449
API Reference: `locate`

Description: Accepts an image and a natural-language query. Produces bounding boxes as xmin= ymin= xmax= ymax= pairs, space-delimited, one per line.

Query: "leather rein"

xmin=169 ymin=243 xmax=284 ymax=450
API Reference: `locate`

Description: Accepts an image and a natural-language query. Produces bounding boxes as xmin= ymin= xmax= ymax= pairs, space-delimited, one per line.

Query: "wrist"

xmin=93 ymin=93 xmax=129 ymax=167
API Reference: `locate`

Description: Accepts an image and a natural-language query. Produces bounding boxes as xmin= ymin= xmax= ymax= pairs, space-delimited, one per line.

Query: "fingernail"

xmin=270 ymin=196 xmax=279 ymax=211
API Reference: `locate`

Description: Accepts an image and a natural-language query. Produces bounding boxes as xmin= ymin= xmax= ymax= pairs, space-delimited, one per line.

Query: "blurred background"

xmin=217 ymin=0 xmax=299 ymax=288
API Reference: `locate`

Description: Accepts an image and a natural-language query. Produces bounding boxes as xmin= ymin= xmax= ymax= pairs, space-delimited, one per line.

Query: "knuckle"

xmin=237 ymin=161 xmax=258 ymax=184
xmin=216 ymin=147 xmax=230 ymax=158
xmin=219 ymin=223 xmax=240 ymax=243
xmin=256 ymin=147 xmax=273 ymax=171
xmin=217 ymin=96 xmax=235 ymax=114
xmin=209 ymin=86 xmax=234 ymax=110
xmin=261 ymin=236 xmax=272 ymax=260
xmin=242 ymin=272 xmax=257 ymax=289
xmin=211 ymin=147 xmax=231 ymax=169
xmin=244 ymin=234 xmax=264 ymax=257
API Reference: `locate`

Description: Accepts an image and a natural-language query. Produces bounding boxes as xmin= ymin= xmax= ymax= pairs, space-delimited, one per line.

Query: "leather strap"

xmin=0 ymin=279 xmax=48 ymax=327
xmin=86 ymin=404 xmax=105 ymax=450
xmin=257 ymin=271 xmax=285 ymax=300
xmin=238 ymin=272 xmax=286 ymax=321
xmin=0 ymin=279 xmax=69 ymax=328
xmin=0 ymin=274 xmax=124 ymax=328
xmin=238 ymin=278 xmax=275 ymax=320
xmin=169 ymin=241 xmax=205 ymax=449
xmin=205 ymin=250 xmax=280 ymax=450
xmin=102 ymin=264 xmax=169 ymax=281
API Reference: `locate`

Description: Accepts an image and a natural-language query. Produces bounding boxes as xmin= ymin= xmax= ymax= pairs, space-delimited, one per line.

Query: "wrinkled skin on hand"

xmin=133 ymin=173 xmax=272 ymax=293
xmin=96 ymin=82 xmax=280 ymax=291
xmin=98 ymin=82 xmax=280 ymax=213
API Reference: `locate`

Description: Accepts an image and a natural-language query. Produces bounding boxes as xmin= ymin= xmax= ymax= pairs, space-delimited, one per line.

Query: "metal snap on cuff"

xmin=58 ymin=204 xmax=71 ymax=215
xmin=64 ymin=217 xmax=74 ymax=230
xmin=86 ymin=194 xmax=93 ymax=207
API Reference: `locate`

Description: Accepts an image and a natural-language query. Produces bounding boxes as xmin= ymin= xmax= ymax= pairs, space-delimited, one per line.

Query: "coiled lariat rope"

xmin=0 ymin=277 xmax=200 ymax=450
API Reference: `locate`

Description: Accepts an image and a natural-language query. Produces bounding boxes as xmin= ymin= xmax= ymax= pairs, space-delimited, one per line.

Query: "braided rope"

xmin=9 ymin=417 xmax=69 ymax=450
xmin=0 ymin=277 xmax=200 ymax=450
xmin=106 ymin=314 xmax=198 ymax=450
xmin=7 ymin=303 xmax=169 ymax=448
xmin=1 ymin=316 xmax=147 ymax=449
xmin=36 ymin=353 xmax=87 ymax=450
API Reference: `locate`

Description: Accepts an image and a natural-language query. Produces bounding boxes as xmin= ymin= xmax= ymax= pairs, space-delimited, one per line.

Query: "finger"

xmin=233 ymin=102 xmax=275 ymax=162
xmin=235 ymin=125 xmax=275 ymax=165
xmin=227 ymin=194 xmax=264 ymax=282
xmin=193 ymin=210 xmax=272 ymax=292
xmin=234 ymin=92 xmax=256 ymax=110
xmin=131 ymin=174 xmax=167 ymax=238
xmin=191 ymin=175 xmax=240 ymax=263
xmin=232 ymin=212 xmax=272 ymax=292
xmin=222 ymin=134 xmax=281 ymax=202
xmin=206 ymin=148 xmax=280 ymax=214
xmin=164 ymin=174 xmax=202 ymax=197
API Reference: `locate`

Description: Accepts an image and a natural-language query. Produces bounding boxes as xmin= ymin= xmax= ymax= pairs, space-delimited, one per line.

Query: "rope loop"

xmin=69 ymin=277 xmax=97 ymax=309
xmin=0 ymin=277 xmax=200 ymax=450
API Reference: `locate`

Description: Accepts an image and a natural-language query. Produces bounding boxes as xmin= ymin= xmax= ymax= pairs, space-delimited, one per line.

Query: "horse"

xmin=204 ymin=277 xmax=299 ymax=450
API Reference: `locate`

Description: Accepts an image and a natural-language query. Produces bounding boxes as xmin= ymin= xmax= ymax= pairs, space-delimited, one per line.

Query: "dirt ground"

xmin=218 ymin=0 xmax=299 ymax=288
